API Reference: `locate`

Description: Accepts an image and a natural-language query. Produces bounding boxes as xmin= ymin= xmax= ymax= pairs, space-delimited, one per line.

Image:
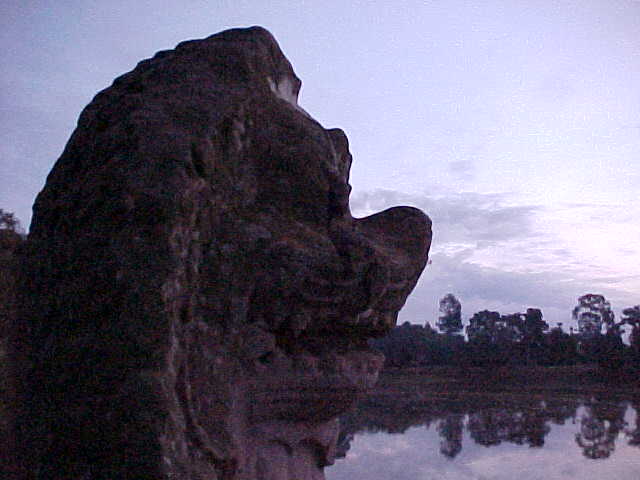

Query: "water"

xmin=327 ymin=391 xmax=640 ymax=480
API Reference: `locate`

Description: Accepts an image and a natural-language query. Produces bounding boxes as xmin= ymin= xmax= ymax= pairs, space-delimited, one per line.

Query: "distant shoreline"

xmin=377 ymin=364 xmax=640 ymax=396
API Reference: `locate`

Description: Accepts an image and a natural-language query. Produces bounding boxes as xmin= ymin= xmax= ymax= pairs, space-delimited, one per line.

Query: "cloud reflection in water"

xmin=328 ymin=396 xmax=640 ymax=480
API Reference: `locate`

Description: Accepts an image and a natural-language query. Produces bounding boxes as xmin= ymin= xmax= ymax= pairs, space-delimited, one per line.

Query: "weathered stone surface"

xmin=7 ymin=26 xmax=431 ymax=479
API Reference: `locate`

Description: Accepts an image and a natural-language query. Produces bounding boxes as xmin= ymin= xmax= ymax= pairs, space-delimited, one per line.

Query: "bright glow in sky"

xmin=2 ymin=0 xmax=639 ymax=328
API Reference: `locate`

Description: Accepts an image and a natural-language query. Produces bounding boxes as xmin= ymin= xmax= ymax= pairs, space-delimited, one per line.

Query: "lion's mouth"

xmin=249 ymin=336 xmax=384 ymax=423
xmin=241 ymin=311 xmax=386 ymax=423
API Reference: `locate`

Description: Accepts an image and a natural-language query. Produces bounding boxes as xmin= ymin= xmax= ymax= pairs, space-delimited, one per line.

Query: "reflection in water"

xmin=438 ymin=414 xmax=463 ymax=458
xmin=628 ymin=397 xmax=640 ymax=446
xmin=467 ymin=407 xmax=550 ymax=448
xmin=337 ymin=394 xmax=639 ymax=462
xmin=576 ymin=399 xmax=628 ymax=459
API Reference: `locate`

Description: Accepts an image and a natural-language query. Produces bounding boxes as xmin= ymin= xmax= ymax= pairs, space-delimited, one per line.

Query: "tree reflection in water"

xmin=338 ymin=393 xmax=638 ymax=460
xmin=437 ymin=414 xmax=463 ymax=458
xmin=576 ymin=399 xmax=627 ymax=459
xmin=627 ymin=395 xmax=640 ymax=446
xmin=467 ymin=407 xmax=550 ymax=449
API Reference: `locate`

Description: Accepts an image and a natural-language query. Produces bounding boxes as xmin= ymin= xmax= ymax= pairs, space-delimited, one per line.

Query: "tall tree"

xmin=622 ymin=305 xmax=640 ymax=328
xmin=522 ymin=308 xmax=548 ymax=342
xmin=466 ymin=310 xmax=508 ymax=365
xmin=437 ymin=293 xmax=462 ymax=335
xmin=500 ymin=313 xmax=524 ymax=343
xmin=573 ymin=294 xmax=626 ymax=369
xmin=466 ymin=310 xmax=501 ymax=343
xmin=0 ymin=209 xmax=21 ymax=232
xmin=622 ymin=306 xmax=640 ymax=357
xmin=0 ymin=209 xmax=23 ymax=347
xmin=519 ymin=308 xmax=548 ymax=365
xmin=572 ymin=294 xmax=614 ymax=337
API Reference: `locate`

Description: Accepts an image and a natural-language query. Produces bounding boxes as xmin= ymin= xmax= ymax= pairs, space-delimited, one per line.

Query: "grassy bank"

xmin=0 ymin=341 xmax=8 ymax=437
xmin=377 ymin=364 xmax=640 ymax=397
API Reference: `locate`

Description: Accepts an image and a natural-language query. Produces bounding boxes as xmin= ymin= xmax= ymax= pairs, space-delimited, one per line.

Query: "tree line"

xmin=372 ymin=293 xmax=640 ymax=370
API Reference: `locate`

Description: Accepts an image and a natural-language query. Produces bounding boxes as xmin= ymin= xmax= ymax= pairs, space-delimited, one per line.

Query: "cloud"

xmin=350 ymin=189 xmax=542 ymax=247
xmin=350 ymin=188 xmax=640 ymax=329
xmin=448 ymin=160 xmax=476 ymax=182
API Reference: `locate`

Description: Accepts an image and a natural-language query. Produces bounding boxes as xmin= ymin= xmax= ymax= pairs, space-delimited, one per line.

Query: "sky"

xmin=2 ymin=0 xmax=640 ymax=330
